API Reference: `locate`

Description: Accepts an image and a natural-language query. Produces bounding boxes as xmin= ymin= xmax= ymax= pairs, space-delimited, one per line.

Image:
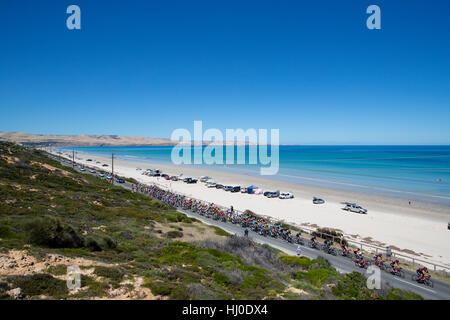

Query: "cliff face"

xmin=0 ymin=132 xmax=176 ymax=147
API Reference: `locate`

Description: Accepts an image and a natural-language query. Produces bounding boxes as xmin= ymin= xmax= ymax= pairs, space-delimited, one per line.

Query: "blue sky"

xmin=0 ymin=0 xmax=449 ymax=144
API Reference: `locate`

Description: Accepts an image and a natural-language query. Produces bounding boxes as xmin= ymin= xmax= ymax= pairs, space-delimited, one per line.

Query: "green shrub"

xmin=279 ymin=255 xmax=312 ymax=268
xmin=331 ymin=271 xmax=372 ymax=299
xmin=297 ymin=268 xmax=336 ymax=287
xmin=25 ymin=217 xmax=84 ymax=248
xmin=94 ymin=266 xmax=125 ymax=283
xmin=0 ymin=225 xmax=15 ymax=239
xmin=85 ymin=235 xmax=117 ymax=251
xmin=385 ymin=288 xmax=423 ymax=300
xmin=9 ymin=274 xmax=68 ymax=298
xmin=78 ymin=274 xmax=110 ymax=297
xmin=310 ymin=256 xmax=335 ymax=271
xmin=147 ymin=282 xmax=172 ymax=296
xmin=213 ymin=272 xmax=231 ymax=286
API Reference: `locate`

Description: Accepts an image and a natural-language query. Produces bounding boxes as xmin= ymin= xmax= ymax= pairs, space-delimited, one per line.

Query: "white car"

xmin=343 ymin=203 xmax=367 ymax=214
xmin=279 ymin=192 xmax=294 ymax=199
xmin=206 ymin=182 xmax=217 ymax=188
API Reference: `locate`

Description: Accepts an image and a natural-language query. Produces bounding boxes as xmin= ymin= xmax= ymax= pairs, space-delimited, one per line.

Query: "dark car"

xmin=265 ymin=190 xmax=280 ymax=198
xmin=184 ymin=178 xmax=197 ymax=184
xmin=215 ymin=184 xmax=224 ymax=189
xmin=116 ymin=178 xmax=125 ymax=183
xmin=102 ymin=164 xmax=109 ymax=167
xmin=231 ymin=186 xmax=241 ymax=192
xmin=313 ymin=197 xmax=325 ymax=204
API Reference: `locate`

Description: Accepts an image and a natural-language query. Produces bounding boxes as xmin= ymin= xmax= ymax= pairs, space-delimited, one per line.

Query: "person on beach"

xmin=386 ymin=247 xmax=392 ymax=258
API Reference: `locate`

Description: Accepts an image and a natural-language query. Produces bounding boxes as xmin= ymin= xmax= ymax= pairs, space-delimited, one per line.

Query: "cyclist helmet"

xmin=423 ymin=267 xmax=428 ymax=272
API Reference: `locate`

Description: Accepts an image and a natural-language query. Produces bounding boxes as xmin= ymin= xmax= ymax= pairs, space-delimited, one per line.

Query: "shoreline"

xmin=49 ymin=149 xmax=450 ymax=265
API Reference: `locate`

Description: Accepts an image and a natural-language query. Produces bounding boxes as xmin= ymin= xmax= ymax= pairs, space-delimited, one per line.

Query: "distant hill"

xmin=0 ymin=132 xmax=256 ymax=147
xmin=0 ymin=132 xmax=176 ymax=147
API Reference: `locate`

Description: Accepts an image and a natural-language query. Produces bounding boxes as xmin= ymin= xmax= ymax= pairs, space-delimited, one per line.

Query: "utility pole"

xmin=111 ymin=152 xmax=114 ymax=185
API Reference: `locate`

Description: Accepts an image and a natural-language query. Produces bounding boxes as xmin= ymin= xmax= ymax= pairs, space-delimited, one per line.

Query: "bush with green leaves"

xmin=25 ymin=217 xmax=84 ymax=248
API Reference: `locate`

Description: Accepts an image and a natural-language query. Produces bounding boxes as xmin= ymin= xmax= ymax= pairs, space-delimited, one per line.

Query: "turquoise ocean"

xmin=61 ymin=145 xmax=450 ymax=205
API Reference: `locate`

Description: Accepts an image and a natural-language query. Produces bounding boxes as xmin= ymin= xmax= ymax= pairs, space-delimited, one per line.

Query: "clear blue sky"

xmin=0 ymin=0 xmax=449 ymax=144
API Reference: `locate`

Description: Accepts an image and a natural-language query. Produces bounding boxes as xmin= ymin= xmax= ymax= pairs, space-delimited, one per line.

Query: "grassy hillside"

xmin=0 ymin=142 xmax=422 ymax=300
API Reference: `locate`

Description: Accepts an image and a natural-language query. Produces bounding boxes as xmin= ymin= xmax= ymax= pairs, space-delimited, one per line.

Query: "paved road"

xmin=53 ymin=155 xmax=450 ymax=299
xmin=177 ymin=208 xmax=449 ymax=300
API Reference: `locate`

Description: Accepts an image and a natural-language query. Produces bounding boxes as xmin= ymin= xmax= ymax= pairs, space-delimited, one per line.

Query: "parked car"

xmin=241 ymin=187 xmax=248 ymax=193
xmin=206 ymin=182 xmax=217 ymax=188
xmin=184 ymin=178 xmax=197 ymax=184
xmin=102 ymin=164 xmax=109 ymax=167
xmin=170 ymin=176 xmax=179 ymax=181
xmin=265 ymin=190 xmax=280 ymax=198
xmin=200 ymin=176 xmax=211 ymax=182
xmin=116 ymin=178 xmax=125 ymax=183
xmin=86 ymin=159 xmax=92 ymax=162
xmin=231 ymin=186 xmax=241 ymax=193
xmin=313 ymin=197 xmax=325 ymax=204
xmin=343 ymin=203 xmax=367 ymax=214
xmin=279 ymin=192 xmax=294 ymax=199
xmin=224 ymin=185 xmax=233 ymax=191
xmin=89 ymin=169 xmax=96 ymax=174
xmin=215 ymin=184 xmax=224 ymax=189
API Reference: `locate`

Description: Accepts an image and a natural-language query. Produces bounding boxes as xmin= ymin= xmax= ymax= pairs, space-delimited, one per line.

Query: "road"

xmin=53 ymin=154 xmax=450 ymax=299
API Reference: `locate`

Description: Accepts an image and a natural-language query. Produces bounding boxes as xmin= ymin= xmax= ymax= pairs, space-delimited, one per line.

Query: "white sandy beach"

xmin=52 ymin=150 xmax=450 ymax=266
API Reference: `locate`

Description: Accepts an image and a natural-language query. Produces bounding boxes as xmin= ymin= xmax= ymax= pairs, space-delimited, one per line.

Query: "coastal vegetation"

xmin=0 ymin=141 xmax=422 ymax=300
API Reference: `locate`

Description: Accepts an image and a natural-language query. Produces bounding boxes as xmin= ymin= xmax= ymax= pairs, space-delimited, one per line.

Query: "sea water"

xmin=61 ymin=145 xmax=450 ymax=205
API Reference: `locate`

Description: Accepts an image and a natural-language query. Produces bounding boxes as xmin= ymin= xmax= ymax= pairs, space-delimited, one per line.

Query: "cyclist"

xmin=390 ymin=259 xmax=400 ymax=272
xmin=373 ymin=253 xmax=383 ymax=266
xmin=324 ymin=239 xmax=332 ymax=252
xmin=353 ymin=248 xmax=362 ymax=261
xmin=310 ymin=236 xmax=317 ymax=247
xmin=244 ymin=227 xmax=249 ymax=237
xmin=416 ymin=267 xmax=429 ymax=282
xmin=357 ymin=256 xmax=368 ymax=268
